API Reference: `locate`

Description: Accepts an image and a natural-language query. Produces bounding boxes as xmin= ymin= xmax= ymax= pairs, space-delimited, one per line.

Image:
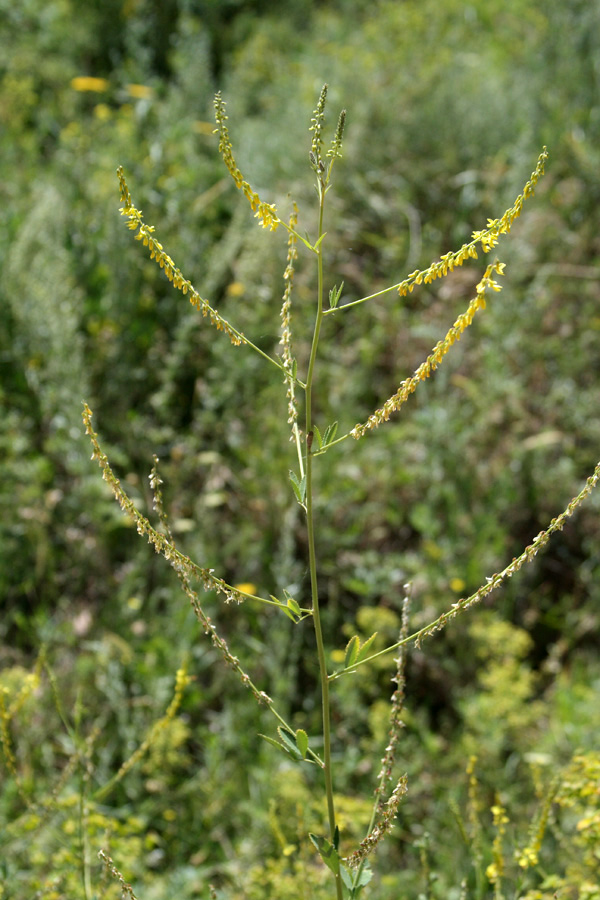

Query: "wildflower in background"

xmin=127 ymin=83 xmax=153 ymax=99
xmin=227 ymin=281 xmax=245 ymax=298
xmin=234 ymin=583 xmax=257 ymax=596
xmin=515 ymin=777 xmax=559 ymax=870
xmin=71 ymin=76 xmax=109 ymax=92
xmin=486 ymin=798 xmax=509 ymax=889
xmin=94 ymin=103 xmax=112 ymax=121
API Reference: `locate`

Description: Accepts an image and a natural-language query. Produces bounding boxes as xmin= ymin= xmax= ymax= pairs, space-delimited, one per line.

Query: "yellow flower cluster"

xmin=395 ymin=147 xmax=548 ymax=297
xmin=213 ymin=92 xmax=279 ymax=230
xmin=0 ymin=689 xmax=19 ymax=788
xmin=71 ymin=76 xmax=109 ymax=92
xmin=486 ymin=799 xmax=509 ymax=885
xmin=351 ymin=261 xmax=505 ymax=438
xmin=515 ymin=845 xmax=539 ymax=869
xmin=116 ymin=166 xmax=243 ymax=346
xmin=515 ymin=777 xmax=559 ymax=871
xmin=126 ymin=83 xmax=153 ymax=100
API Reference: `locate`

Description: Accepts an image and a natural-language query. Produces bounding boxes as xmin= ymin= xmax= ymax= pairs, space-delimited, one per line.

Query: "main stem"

xmin=305 ymin=185 xmax=343 ymax=900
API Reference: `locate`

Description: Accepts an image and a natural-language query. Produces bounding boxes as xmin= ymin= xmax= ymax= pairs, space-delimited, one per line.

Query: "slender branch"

xmin=311 ymin=431 xmax=351 ymax=456
xmin=324 ymin=147 xmax=547 ymax=315
xmin=117 ymin=166 xmax=306 ymax=388
xmin=351 ymin=261 xmax=505 ymax=439
xmin=83 ymin=404 xmax=311 ymax=615
xmin=330 ymin=457 xmax=600 ymax=680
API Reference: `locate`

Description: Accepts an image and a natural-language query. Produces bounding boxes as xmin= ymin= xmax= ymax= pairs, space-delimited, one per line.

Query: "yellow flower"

xmin=71 ymin=76 xmax=109 ymax=93
xmin=486 ymin=862 xmax=499 ymax=881
xmin=94 ymin=103 xmax=112 ymax=121
xmin=127 ymin=83 xmax=153 ymax=100
xmin=227 ymin=281 xmax=245 ymax=298
xmin=234 ymin=582 xmax=257 ymax=596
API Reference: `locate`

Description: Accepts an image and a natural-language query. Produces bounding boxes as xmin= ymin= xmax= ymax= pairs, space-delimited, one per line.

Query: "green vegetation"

xmin=1 ymin=2 xmax=599 ymax=898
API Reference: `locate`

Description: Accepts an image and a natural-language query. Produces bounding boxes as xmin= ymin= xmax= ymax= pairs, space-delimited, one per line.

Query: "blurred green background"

xmin=1 ymin=0 xmax=599 ymax=897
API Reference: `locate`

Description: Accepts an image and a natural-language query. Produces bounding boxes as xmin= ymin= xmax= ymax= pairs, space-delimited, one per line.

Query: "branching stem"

xmin=305 ymin=177 xmax=343 ymax=900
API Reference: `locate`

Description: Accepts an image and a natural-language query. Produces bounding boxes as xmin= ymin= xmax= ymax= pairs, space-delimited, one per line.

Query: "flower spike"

xmin=213 ymin=92 xmax=279 ymax=230
xmin=309 ymin=84 xmax=328 ymax=169
xmin=351 ymin=261 xmax=506 ymax=438
xmin=117 ymin=166 xmax=245 ymax=346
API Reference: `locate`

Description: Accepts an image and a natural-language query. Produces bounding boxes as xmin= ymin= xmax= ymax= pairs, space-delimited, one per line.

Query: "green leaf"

xmin=295 ymin=729 xmax=309 ymax=759
xmin=340 ymin=862 xmax=372 ymax=899
xmin=309 ymin=833 xmax=340 ymax=875
xmin=259 ymin=734 xmax=294 ymax=758
xmin=277 ymin=726 xmax=303 ymax=759
xmin=356 ymin=632 xmax=378 ymax=663
xmin=313 ymin=424 xmax=323 ymax=450
xmin=328 ymin=282 xmax=344 ymax=309
xmin=356 ymin=864 xmax=373 ymax=888
xmin=323 ymin=421 xmax=338 ymax=445
xmin=288 ymin=470 xmax=306 ymax=504
xmin=344 ymin=635 xmax=360 ymax=669
xmin=298 ymin=475 xmax=306 ymax=502
xmin=285 ymin=592 xmax=301 ymax=617
xmin=340 ymin=866 xmax=353 ymax=889
xmin=269 ymin=594 xmax=296 ymax=622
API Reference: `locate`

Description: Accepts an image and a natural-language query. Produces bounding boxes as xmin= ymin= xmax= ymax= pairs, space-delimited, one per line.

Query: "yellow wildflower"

xmin=71 ymin=76 xmax=109 ymax=92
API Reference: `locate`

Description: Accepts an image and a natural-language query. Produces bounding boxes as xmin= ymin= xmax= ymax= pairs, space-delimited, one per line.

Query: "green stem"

xmin=238 ymin=332 xmax=306 ymax=388
xmin=312 ymin=431 xmax=351 ymax=456
xmin=305 ymin=182 xmax=343 ymax=900
xmin=323 ymin=280 xmax=399 ymax=315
